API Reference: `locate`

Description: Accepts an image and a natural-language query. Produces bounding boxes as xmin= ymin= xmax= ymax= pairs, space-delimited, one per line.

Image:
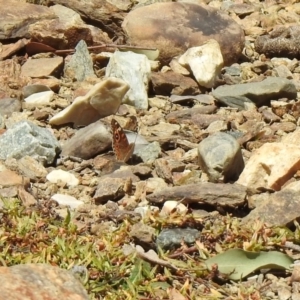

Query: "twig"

xmin=55 ymin=43 xmax=157 ymax=55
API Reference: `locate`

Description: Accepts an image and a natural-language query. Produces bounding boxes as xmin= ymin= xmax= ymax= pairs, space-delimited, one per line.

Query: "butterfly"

xmin=111 ymin=118 xmax=135 ymax=163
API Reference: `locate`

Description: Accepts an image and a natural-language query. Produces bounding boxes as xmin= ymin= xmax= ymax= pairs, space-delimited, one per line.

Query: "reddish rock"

xmin=151 ymin=71 xmax=201 ymax=95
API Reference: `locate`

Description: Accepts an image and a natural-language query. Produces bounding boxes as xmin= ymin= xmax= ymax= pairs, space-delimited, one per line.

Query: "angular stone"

xmin=94 ymin=177 xmax=132 ymax=204
xmin=21 ymin=57 xmax=64 ymax=78
xmin=237 ymin=142 xmax=300 ymax=191
xmin=151 ymin=71 xmax=200 ymax=95
xmin=47 ymin=170 xmax=79 ymax=187
xmin=178 ymin=40 xmax=224 ymax=88
xmin=0 ymin=59 xmax=30 ymax=99
xmin=0 ymin=98 xmax=22 ymax=117
xmin=156 ymin=228 xmax=200 ymax=251
xmin=147 ymin=182 xmax=247 ymax=208
xmin=0 ymin=0 xmax=56 ymax=39
xmin=64 ymin=40 xmax=95 ymax=81
xmin=5 ymin=156 xmax=47 ymax=180
xmin=28 ymin=4 xmax=111 ymax=50
xmin=0 ymin=121 xmax=61 ymax=165
xmin=61 ymin=120 xmax=111 ymax=159
xmin=49 ymin=78 xmax=129 ymax=126
xmin=23 ymin=84 xmax=51 ymax=98
xmin=51 ymin=194 xmax=84 ymax=209
xmin=50 ymin=0 xmax=125 ymax=32
xmin=105 ymin=51 xmax=150 ymax=109
xmin=0 ymin=264 xmax=89 ymax=300
xmin=122 ymin=2 xmax=244 ymax=65
xmin=212 ymin=77 xmax=297 ymax=110
xmin=242 ymin=189 xmax=300 ymax=227
xmin=198 ymin=132 xmax=244 ymax=182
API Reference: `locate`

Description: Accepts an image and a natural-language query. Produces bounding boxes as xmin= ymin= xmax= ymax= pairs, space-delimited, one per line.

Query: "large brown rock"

xmin=122 ymin=2 xmax=244 ymax=65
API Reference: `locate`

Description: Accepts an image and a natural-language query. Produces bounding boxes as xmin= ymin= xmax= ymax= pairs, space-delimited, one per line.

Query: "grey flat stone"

xmin=212 ymin=77 xmax=297 ymax=110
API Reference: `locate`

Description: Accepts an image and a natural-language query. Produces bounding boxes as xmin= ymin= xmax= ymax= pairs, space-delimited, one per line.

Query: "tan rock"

xmin=122 ymin=2 xmax=244 ymax=65
xmin=0 ymin=59 xmax=30 ymax=99
xmin=49 ymin=78 xmax=129 ymax=126
xmin=28 ymin=4 xmax=111 ymax=50
xmin=237 ymin=142 xmax=300 ymax=191
xmin=0 ymin=264 xmax=89 ymax=300
xmin=50 ymin=0 xmax=125 ymax=36
xmin=0 ymin=0 xmax=56 ymax=39
xmin=21 ymin=57 xmax=64 ymax=78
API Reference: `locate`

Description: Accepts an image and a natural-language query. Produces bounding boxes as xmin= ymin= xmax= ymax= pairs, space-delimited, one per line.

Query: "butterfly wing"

xmin=111 ymin=119 xmax=135 ymax=162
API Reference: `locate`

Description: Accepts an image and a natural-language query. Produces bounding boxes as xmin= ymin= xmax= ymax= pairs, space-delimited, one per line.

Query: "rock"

xmin=94 ymin=177 xmax=132 ymax=204
xmin=192 ymin=114 xmax=227 ymax=129
xmin=51 ymin=194 xmax=84 ymax=209
xmin=0 ymin=264 xmax=89 ymax=300
xmin=28 ymin=4 xmax=111 ymax=50
xmin=61 ymin=120 xmax=111 ymax=159
xmin=212 ymin=77 xmax=297 ymax=110
xmin=105 ymin=51 xmax=150 ymax=109
xmin=237 ymin=142 xmax=300 ymax=191
xmin=255 ymin=25 xmax=300 ymax=59
xmin=49 ymin=78 xmax=129 ymax=126
xmin=0 ymin=59 xmax=30 ymax=100
xmin=134 ymin=141 xmax=161 ymax=164
xmin=156 ymin=228 xmax=200 ymax=251
xmin=122 ymin=2 xmax=244 ymax=65
xmin=47 ymin=170 xmax=79 ymax=186
xmin=150 ymin=71 xmax=201 ymax=95
xmin=161 ymin=200 xmax=188 ymax=215
xmin=198 ymin=132 xmax=244 ymax=182
xmin=0 ymin=169 xmax=26 ymax=187
xmin=50 ymin=0 xmax=125 ymax=34
xmin=178 ymin=40 xmax=224 ymax=88
xmin=0 ymin=121 xmax=61 ymax=165
xmin=0 ymin=0 xmax=56 ymax=39
xmin=0 ymin=98 xmax=22 ymax=117
xmin=64 ymin=40 xmax=96 ymax=81
xmin=21 ymin=57 xmax=64 ymax=78
xmin=147 ymin=182 xmax=247 ymax=208
xmin=23 ymin=84 xmax=51 ymax=98
xmin=31 ymin=78 xmax=61 ymax=93
xmin=24 ymin=90 xmax=54 ymax=104
xmin=129 ymin=223 xmax=155 ymax=249
xmin=5 ymin=156 xmax=47 ymax=180
xmin=242 ymin=189 xmax=300 ymax=227
xmin=18 ymin=186 xmax=37 ymax=207
xmin=166 ymin=106 xmax=217 ymax=124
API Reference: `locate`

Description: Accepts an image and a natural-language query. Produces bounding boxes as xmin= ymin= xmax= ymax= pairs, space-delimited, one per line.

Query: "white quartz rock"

xmin=46 ymin=169 xmax=79 ymax=186
xmin=178 ymin=39 xmax=224 ymax=88
xmin=105 ymin=51 xmax=151 ymax=109
xmin=24 ymin=91 xmax=54 ymax=104
xmin=51 ymin=194 xmax=84 ymax=209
